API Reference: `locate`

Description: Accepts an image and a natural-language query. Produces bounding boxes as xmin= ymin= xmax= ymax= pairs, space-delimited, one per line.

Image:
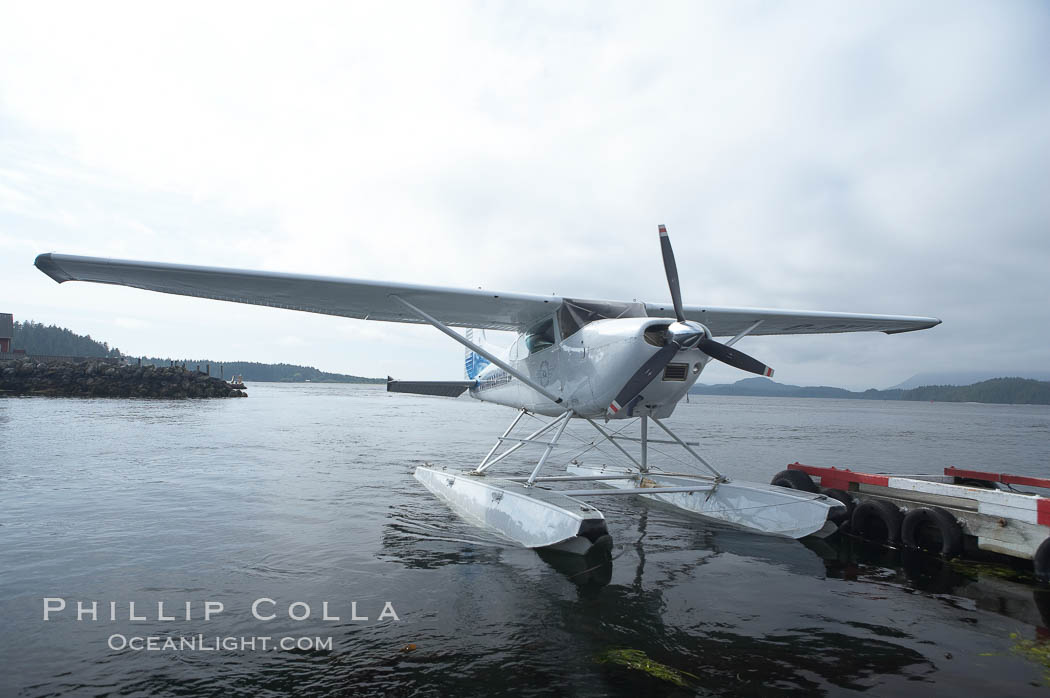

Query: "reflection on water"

xmin=806 ymin=536 xmax=1050 ymax=630
xmin=536 ymin=548 xmax=614 ymax=591
xmin=2 ymin=385 xmax=1049 ymax=696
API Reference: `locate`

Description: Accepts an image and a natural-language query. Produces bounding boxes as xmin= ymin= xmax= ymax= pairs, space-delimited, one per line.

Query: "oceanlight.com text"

xmin=108 ymin=634 xmax=333 ymax=652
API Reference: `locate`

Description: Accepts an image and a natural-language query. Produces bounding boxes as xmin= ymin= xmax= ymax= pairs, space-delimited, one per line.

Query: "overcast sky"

xmin=1 ymin=1 xmax=1047 ymax=390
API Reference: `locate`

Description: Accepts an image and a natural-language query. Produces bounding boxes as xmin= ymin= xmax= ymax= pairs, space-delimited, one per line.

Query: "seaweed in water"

xmin=947 ymin=558 xmax=1037 ymax=585
xmin=1010 ymin=633 xmax=1050 ymax=684
xmin=595 ymin=648 xmax=698 ymax=687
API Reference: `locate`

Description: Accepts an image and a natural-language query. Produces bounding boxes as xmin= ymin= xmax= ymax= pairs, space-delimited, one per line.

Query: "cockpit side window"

xmin=524 ymin=317 xmax=556 ymax=355
xmin=557 ymin=305 xmax=582 ymax=340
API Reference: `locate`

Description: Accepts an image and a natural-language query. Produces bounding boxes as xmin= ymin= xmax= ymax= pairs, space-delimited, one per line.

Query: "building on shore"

xmin=1 ymin=313 xmax=13 ymax=354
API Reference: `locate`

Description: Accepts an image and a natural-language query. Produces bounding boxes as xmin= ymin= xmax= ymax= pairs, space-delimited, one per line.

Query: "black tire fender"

xmin=1036 ymin=537 xmax=1050 ymax=583
xmin=770 ymin=469 xmax=819 ymax=494
xmin=956 ymin=478 xmax=996 ymax=489
xmin=901 ymin=506 xmax=964 ymax=557
xmin=821 ymin=488 xmax=855 ymax=525
xmin=851 ymin=499 xmax=904 ymax=545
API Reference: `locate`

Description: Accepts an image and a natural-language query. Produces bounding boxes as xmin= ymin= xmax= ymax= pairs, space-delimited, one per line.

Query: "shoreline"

xmin=0 ymin=358 xmax=247 ymax=398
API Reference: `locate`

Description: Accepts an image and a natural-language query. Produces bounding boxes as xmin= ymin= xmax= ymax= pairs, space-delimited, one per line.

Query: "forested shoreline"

xmin=9 ymin=320 xmax=381 ymax=383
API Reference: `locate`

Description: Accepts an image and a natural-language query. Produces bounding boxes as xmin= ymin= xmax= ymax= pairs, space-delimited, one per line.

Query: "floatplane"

xmin=35 ymin=226 xmax=939 ymax=554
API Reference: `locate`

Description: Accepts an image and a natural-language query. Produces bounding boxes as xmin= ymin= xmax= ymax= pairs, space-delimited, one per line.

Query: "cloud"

xmin=0 ymin=1 xmax=1047 ymax=388
xmin=113 ymin=317 xmax=153 ymax=330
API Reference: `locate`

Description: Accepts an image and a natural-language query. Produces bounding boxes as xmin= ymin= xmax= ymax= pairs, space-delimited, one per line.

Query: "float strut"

xmin=582 ymin=418 xmax=644 ymax=470
xmin=641 ymin=415 xmax=648 ymax=473
xmin=650 ymin=416 xmax=724 ymax=480
xmin=525 ymin=410 xmax=573 ymax=487
xmin=476 ymin=408 xmax=527 ymax=471
xmin=475 ymin=410 xmax=568 ymax=474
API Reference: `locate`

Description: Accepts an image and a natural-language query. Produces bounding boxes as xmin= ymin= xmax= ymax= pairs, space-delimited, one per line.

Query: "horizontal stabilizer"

xmin=386 ymin=377 xmax=475 ymax=398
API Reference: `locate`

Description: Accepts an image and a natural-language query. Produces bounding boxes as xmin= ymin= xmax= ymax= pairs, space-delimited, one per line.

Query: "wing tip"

xmin=877 ymin=319 xmax=944 ymax=335
xmin=883 ymin=318 xmax=942 ymax=334
xmin=34 ymin=253 xmax=72 ymax=283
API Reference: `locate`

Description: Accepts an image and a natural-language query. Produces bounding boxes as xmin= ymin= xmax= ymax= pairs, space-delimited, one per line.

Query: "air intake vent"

xmin=663 ymin=363 xmax=688 ymax=381
xmin=644 ymin=324 xmax=670 ymax=346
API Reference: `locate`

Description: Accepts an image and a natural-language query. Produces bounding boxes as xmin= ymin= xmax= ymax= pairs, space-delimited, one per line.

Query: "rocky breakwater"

xmin=0 ymin=359 xmax=247 ymax=398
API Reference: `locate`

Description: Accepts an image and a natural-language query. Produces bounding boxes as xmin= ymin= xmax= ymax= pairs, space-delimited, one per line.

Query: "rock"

xmin=0 ymin=359 xmax=247 ymax=400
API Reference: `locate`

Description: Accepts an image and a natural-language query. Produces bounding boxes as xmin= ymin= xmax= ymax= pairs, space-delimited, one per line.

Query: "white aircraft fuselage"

xmin=469 ymin=317 xmax=703 ymax=419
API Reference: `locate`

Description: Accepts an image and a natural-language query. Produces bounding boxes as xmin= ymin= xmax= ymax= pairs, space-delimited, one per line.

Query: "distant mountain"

xmin=889 ymin=370 xmax=1050 ymax=389
xmin=901 ymin=378 xmax=1050 ymax=405
xmin=690 ymin=376 xmax=1050 ymax=405
xmin=691 ymin=377 xmax=857 ymax=399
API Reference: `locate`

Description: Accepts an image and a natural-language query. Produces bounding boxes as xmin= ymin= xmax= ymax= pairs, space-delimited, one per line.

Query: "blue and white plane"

xmin=35 ymin=226 xmax=939 ymax=554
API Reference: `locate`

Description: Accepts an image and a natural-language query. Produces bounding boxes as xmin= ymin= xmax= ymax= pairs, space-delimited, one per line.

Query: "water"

xmin=2 ymin=385 xmax=1049 ymax=696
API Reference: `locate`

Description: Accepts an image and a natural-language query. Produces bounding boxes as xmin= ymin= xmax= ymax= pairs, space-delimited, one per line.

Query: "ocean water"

xmin=2 ymin=384 xmax=1049 ymax=696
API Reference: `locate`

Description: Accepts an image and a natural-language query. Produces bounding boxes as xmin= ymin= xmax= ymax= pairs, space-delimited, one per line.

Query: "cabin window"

xmin=524 ymin=318 xmax=556 ymax=354
xmin=557 ymin=305 xmax=582 ymax=339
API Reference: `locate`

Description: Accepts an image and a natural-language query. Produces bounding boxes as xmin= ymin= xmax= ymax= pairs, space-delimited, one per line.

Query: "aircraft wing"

xmin=34 ymin=253 xmax=940 ymax=336
xmin=645 ymin=302 xmax=941 ymax=336
xmin=34 ymin=253 xmax=561 ymax=331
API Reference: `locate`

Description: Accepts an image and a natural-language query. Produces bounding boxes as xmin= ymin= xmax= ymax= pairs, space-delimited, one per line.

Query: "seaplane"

xmin=34 ymin=226 xmax=940 ymax=554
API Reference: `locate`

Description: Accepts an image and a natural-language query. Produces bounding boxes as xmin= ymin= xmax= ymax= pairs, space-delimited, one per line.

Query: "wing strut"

xmin=389 ymin=295 xmax=563 ymax=405
xmin=723 ymin=320 xmax=764 ymax=348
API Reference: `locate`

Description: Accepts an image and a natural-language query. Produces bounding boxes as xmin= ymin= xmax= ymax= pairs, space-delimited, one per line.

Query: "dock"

xmin=771 ymin=463 xmax=1050 ymax=581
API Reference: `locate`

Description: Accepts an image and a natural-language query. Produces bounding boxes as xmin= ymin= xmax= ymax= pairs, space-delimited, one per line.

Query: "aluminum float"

xmin=415 ymin=409 xmax=844 ymax=553
xmin=414 ymin=465 xmax=611 ymax=554
xmin=564 ymin=464 xmax=840 ymax=539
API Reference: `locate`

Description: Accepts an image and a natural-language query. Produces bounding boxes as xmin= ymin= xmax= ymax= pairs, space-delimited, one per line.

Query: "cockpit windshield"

xmin=557 ymin=298 xmax=648 ymax=339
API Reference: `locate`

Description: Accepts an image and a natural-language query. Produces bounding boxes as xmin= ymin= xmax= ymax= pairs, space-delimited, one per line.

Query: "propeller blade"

xmin=608 ymin=342 xmax=680 ymax=415
xmin=658 ymin=224 xmax=685 ymax=323
xmin=697 ymin=337 xmax=774 ymax=377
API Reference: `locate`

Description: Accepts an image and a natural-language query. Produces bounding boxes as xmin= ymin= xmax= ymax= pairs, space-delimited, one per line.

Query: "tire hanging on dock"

xmin=1036 ymin=538 xmax=1050 ymax=583
xmin=770 ymin=470 xmax=819 ymax=494
xmin=850 ymin=499 xmax=904 ymax=545
xmin=821 ymin=488 xmax=855 ymax=526
xmin=900 ymin=506 xmax=964 ymax=557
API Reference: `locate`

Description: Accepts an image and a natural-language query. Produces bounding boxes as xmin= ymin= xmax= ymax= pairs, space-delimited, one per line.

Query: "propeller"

xmin=659 ymin=225 xmax=685 ymax=323
xmin=607 ymin=225 xmax=774 ymax=416
xmin=696 ymin=337 xmax=773 ymax=377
